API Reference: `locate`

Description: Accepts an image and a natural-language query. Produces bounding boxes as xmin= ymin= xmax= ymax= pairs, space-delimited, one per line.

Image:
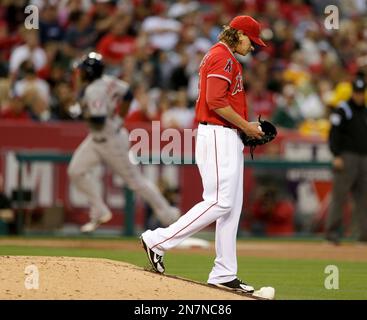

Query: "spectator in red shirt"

xmin=96 ymin=14 xmax=136 ymax=68
xmin=280 ymin=0 xmax=312 ymax=25
xmin=0 ymin=21 xmax=21 ymax=61
xmin=0 ymin=96 xmax=30 ymax=120
xmin=250 ymin=185 xmax=295 ymax=236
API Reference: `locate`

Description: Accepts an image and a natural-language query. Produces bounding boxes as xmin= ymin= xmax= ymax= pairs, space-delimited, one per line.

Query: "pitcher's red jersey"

xmin=195 ymin=42 xmax=248 ymax=127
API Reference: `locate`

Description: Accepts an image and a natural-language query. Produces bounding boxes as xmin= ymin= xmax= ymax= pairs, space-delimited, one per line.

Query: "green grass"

xmin=1 ymin=243 xmax=366 ymax=300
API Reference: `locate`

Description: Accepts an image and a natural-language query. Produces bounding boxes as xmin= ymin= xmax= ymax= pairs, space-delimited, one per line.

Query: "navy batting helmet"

xmin=77 ymin=52 xmax=105 ymax=82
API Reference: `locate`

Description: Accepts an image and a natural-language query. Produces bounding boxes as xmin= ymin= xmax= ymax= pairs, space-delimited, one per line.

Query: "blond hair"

xmin=218 ymin=26 xmax=240 ymax=49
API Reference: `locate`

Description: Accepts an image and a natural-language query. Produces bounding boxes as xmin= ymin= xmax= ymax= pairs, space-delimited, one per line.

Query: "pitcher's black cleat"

xmin=212 ymin=278 xmax=254 ymax=294
xmin=140 ymin=237 xmax=165 ymax=274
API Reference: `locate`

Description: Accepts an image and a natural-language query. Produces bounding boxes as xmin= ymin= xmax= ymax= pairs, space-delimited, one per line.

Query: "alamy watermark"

xmin=23 ymin=4 xmax=340 ymax=32
xmin=324 ymin=5 xmax=339 ymax=30
xmin=24 ymin=264 xmax=39 ymax=290
xmin=324 ymin=265 xmax=339 ymax=290
xmin=128 ymin=121 xmax=239 ymax=167
xmin=24 ymin=5 xmax=39 ymax=30
xmin=128 ymin=121 xmax=197 ymax=165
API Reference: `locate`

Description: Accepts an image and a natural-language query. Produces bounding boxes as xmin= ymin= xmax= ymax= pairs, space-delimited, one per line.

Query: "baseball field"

xmin=1 ymin=236 xmax=366 ymax=300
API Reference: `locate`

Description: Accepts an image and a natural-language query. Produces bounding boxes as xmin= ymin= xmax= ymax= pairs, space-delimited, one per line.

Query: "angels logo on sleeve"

xmin=232 ymin=73 xmax=244 ymax=95
xmin=224 ymin=58 xmax=233 ymax=73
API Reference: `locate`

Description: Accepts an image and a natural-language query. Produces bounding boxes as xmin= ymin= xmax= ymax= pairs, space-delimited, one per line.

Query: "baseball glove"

xmin=240 ymin=115 xmax=277 ymax=159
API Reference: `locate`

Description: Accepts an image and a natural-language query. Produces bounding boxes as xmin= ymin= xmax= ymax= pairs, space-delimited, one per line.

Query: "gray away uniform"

xmin=68 ymin=75 xmax=180 ymax=229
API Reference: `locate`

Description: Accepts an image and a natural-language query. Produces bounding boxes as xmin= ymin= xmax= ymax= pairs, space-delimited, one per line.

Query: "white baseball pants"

xmin=142 ymin=123 xmax=244 ymax=284
xmin=68 ymin=128 xmax=179 ymax=226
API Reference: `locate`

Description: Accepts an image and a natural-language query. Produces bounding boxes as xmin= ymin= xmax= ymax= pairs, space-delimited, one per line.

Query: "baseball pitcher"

xmin=141 ymin=16 xmax=272 ymax=294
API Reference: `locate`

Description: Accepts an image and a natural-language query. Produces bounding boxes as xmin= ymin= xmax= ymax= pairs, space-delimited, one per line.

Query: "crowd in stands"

xmin=0 ymin=0 xmax=366 ymax=136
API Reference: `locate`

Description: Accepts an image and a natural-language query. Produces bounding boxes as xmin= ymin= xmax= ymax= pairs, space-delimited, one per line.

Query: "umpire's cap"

xmin=352 ymin=78 xmax=366 ymax=92
xmin=77 ymin=52 xmax=105 ymax=82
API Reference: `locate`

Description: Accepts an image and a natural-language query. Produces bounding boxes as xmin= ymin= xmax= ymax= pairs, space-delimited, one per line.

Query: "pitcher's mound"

xmin=0 ymin=256 xmax=254 ymax=300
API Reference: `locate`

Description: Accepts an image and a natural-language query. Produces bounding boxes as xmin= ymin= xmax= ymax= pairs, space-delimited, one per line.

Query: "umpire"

xmin=326 ymin=78 xmax=367 ymax=244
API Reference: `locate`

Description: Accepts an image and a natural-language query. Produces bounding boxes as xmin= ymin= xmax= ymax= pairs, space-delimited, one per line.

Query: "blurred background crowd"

xmin=0 ymin=0 xmax=366 ymax=137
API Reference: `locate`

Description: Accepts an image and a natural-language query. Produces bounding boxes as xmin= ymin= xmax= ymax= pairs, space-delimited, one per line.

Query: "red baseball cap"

xmin=229 ymin=15 xmax=266 ymax=47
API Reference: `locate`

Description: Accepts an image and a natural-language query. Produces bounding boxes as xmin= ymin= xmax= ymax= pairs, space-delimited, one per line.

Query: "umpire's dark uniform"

xmin=326 ymin=79 xmax=367 ymax=244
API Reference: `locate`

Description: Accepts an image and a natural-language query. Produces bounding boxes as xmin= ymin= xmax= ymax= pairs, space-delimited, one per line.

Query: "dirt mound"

xmin=0 ymin=256 xmax=253 ymax=300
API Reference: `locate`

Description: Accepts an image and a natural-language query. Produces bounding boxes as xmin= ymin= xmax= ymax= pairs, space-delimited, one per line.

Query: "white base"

xmin=253 ymin=286 xmax=275 ymax=300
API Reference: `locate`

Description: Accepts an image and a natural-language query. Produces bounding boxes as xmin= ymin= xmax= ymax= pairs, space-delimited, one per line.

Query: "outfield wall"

xmin=0 ymin=120 xmax=337 ymax=233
